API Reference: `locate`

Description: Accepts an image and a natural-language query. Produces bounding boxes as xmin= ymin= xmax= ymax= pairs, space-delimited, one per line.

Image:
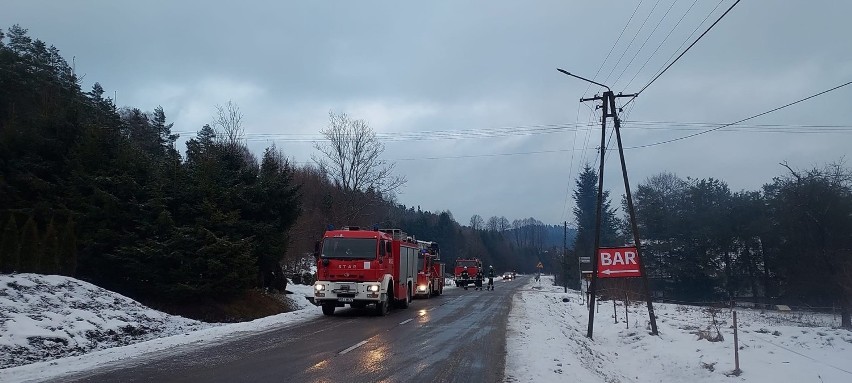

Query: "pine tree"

xmin=572 ymin=164 xmax=620 ymax=260
xmin=19 ymin=216 xmax=40 ymax=273
xmin=60 ymin=215 xmax=77 ymax=276
xmin=1 ymin=215 xmax=20 ymax=273
xmin=41 ymin=218 xmax=60 ymax=274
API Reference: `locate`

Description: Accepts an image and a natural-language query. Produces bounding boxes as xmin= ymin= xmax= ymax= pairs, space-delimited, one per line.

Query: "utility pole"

xmin=611 ymin=94 xmax=658 ymax=336
xmin=584 ymin=89 xmax=609 ymax=340
xmin=557 ymin=68 xmax=658 ymax=339
xmin=563 ymin=220 xmax=568 ymax=293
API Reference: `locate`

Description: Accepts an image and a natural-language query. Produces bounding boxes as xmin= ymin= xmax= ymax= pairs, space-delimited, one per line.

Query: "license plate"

xmin=340 ymin=298 xmax=354 ymax=302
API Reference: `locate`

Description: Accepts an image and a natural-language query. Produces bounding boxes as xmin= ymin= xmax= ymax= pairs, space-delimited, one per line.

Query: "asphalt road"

xmin=56 ymin=277 xmax=524 ymax=383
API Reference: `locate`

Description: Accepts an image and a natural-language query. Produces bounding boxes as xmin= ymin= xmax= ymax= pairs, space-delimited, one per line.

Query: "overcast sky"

xmin=5 ymin=0 xmax=851 ymax=226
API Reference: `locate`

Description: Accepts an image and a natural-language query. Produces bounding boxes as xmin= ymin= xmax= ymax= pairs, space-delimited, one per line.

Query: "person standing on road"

xmin=475 ymin=269 xmax=484 ymax=290
xmin=461 ymin=266 xmax=470 ymax=290
xmin=487 ymin=265 xmax=495 ymax=290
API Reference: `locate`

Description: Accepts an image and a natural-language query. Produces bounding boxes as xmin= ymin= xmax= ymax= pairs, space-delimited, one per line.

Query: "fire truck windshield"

xmin=321 ymin=238 xmax=378 ymax=259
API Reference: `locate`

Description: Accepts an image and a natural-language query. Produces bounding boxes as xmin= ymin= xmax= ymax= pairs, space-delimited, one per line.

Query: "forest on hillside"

xmin=1 ymin=26 xmax=850 ymax=327
xmin=0 ymin=26 xmax=546 ymax=319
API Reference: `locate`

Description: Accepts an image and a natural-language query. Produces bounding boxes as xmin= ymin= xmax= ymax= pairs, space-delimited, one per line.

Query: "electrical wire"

xmin=624 ymin=80 xmax=852 ymax=149
xmin=578 ymin=102 xmax=599 ymax=175
xmin=602 ymin=0 xmax=664 ymax=86
xmin=612 ymin=0 xmax=678 ymax=90
xmin=233 ymin=122 xmax=599 ymax=143
xmin=581 ymin=0 xmax=645 ymax=98
xmin=392 ymin=147 xmax=594 ymax=161
xmin=624 ymin=0 xmax=740 ymax=108
xmin=560 ymin=102 xmax=585 ymax=222
xmin=194 ymin=119 xmax=852 ymax=146
xmin=638 ymin=0 xmax=725 ymax=92
xmin=743 ymin=333 xmax=852 ymax=376
xmin=622 ymin=0 xmax=700 ymax=91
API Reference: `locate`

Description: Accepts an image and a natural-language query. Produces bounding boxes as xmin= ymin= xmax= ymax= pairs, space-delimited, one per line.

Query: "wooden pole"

xmin=611 ymin=95 xmax=658 ymax=335
xmin=733 ymin=311 xmax=741 ymax=374
xmin=613 ymin=298 xmax=618 ymax=323
xmin=586 ymin=91 xmax=610 ymax=339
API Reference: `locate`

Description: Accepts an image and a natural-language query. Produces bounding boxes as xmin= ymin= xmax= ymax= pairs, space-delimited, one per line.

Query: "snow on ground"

xmin=0 ymin=274 xmax=321 ymax=382
xmin=7 ymin=272 xmax=850 ymax=383
xmin=0 ymin=273 xmax=215 ymax=369
xmin=505 ymin=275 xmax=852 ymax=383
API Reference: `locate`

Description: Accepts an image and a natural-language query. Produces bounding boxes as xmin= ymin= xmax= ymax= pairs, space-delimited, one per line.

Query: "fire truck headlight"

xmin=314 ymin=284 xmax=325 ymax=292
xmin=418 ymin=285 xmax=427 ymax=292
xmin=368 ymin=285 xmax=380 ymax=292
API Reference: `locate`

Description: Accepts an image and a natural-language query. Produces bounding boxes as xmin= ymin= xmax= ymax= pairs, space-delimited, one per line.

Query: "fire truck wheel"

xmin=321 ymin=304 xmax=335 ymax=316
xmin=398 ymin=286 xmax=410 ymax=309
xmin=374 ymin=298 xmax=389 ymax=316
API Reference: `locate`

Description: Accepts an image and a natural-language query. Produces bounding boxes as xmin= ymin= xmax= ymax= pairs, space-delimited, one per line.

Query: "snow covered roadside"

xmin=0 ymin=274 xmax=320 ymax=383
xmin=505 ymin=275 xmax=852 ymax=383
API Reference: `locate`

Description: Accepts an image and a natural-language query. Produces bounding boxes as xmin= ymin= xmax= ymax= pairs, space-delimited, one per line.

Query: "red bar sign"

xmin=597 ymin=246 xmax=641 ymax=278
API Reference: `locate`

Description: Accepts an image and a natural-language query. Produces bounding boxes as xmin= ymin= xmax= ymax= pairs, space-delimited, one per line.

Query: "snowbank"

xmin=0 ymin=274 xmax=319 ymax=373
xmin=505 ymin=276 xmax=852 ymax=383
xmin=0 ymin=274 xmax=216 ymax=369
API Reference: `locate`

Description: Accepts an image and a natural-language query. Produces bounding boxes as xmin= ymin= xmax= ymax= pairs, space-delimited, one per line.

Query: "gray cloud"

xmin=5 ymin=0 xmax=851 ymax=225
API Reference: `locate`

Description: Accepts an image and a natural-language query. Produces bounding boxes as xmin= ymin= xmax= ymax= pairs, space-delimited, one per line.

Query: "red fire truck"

xmin=311 ymin=227 xmax=418 ymax=316
xmin=454 ymin=258 xmax=482 ymax=288
xmin=414 ymin=240 xmax=444 ymax=298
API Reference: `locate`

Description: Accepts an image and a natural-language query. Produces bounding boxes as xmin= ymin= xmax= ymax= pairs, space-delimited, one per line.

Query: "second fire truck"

xmin=414 ymin=240 xmax=444 ymax=298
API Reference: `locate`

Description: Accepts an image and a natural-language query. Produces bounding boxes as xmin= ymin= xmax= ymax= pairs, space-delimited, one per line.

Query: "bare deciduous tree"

xmin=213 ymin=101 xmax=245 ymax=148
xmin=312 ymin=111 xmax=405 ymax=195
xmin=486 ymin=216 xmax=500 ymax=231
xmin=498 ymin=216 xmax=510 ymax=232
xmin=469 ymin=214 xmax=485 ymax=230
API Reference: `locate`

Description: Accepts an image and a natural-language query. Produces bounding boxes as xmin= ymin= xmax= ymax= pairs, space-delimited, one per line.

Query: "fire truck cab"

xmin=454 ymin=258 xmax=482 ymax=288
xmin=312 ymin=227 xmax=418 ymax=316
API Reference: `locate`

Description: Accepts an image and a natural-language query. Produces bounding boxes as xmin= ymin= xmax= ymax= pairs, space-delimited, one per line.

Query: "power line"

xmin=228 ymin=122 xmax=599 ymax=143
xmin=392 ymin=147 xmax=593 ymax=161
xmin=577 ymin=101 xmax=599 ymax=175
xmin=560 ymin=102 xmax=585 ymax=222
xmin=621 ymin=121 xmax=852 ymax=133
xmin=602 ymin=0 xmax=664 ymax=86
xmin=624 ymin=0 xmax=741 ymax=107
xmin=642 ymin=0 xmax=725 ymax=89
xmin=612 ymin=0 xmax=678 ymax=90
xmin=624 ymin=80 xmax=852 ymax=149
xmin=196 ymin=119 xmax=852 ymax=146
xmin=622 ymin=0 xmax=700 ymax=91
xmin=581 ymin=0 xmax=645 ymax=98
xmin=744 ymin=333 xmax=852 ymax=376
xmin=604 ymin=97 xmax=640 ymax=167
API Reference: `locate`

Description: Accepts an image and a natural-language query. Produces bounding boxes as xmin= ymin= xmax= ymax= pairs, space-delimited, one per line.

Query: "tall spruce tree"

xmin=41 ymin=218 xmax=60 ymax=274
xmin=19 ymin=216 xmax=40 ymax=273
xmin=1 ymin=215 xmax=20 ymax=273
xmin=572 ymin=164 xmax=620 ymax=262
xmin=60 ymin=215 xmax=77 ymax=276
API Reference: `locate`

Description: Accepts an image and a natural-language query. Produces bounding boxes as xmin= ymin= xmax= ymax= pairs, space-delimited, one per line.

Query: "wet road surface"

xmin=56 ymin=277 xmax=523 ymax=383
